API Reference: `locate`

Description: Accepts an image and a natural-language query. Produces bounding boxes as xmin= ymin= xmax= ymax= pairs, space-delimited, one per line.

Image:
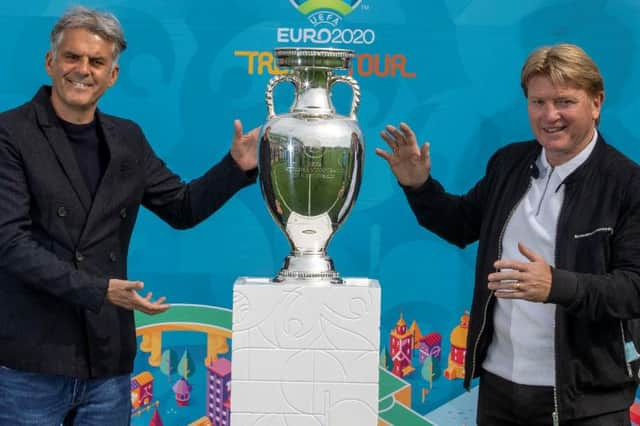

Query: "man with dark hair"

xmin=0 ymin=6 xmax=258 ymax=424
xmin=378 ymin=44 xmax=640 ymax=425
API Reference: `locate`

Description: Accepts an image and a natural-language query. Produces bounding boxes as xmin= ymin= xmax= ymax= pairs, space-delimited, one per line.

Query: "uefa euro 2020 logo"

xmin=289 ymin=0 xmax=362 ymax=26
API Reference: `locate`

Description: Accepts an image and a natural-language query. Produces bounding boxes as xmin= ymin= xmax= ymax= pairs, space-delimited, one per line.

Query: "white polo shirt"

xmin=481 ymin=130 xmax=598 ymax=386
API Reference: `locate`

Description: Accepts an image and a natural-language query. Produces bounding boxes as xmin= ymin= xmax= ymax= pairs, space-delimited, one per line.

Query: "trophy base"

xmin=276 ymin=254 xmax=342 ymax=284
xmin=231 ymin=276 xmax=381 ymax=426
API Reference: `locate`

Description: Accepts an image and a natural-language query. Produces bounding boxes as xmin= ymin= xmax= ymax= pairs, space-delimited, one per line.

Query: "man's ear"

xmin=592 ymin=91 xmax=604 ymax=122
xmin=108 ymin=63 xmax=119 ymax=87
xmin=45 ymin=51 xmax=54 ymax=77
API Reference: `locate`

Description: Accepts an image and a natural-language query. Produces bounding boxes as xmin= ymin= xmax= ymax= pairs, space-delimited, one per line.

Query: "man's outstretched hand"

xmin=107 ymin=279 xmax=170 ymax=315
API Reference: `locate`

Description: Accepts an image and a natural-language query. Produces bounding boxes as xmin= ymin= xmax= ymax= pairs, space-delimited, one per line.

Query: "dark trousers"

xmin=477 ymin=370 xmax=630 ymax=426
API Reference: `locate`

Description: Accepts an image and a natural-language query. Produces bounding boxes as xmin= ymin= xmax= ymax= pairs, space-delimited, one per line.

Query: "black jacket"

xmin=405 ymin=135 xmax=640 ymax=420
xmin=0 ymin=86 xmax=256 ymax=379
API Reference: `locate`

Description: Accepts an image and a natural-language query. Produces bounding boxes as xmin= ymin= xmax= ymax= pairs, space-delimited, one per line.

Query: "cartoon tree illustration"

xmin=159 ymin=349 xmax=177 ymax=382
xmin=177 ymin=348 xmax=196 ymax=379
xmin=149 ymin=407 xmax=163 ymax=426
xmin=421 ymin=355 xmax=434 ymax=388
xmin=421 ymin=355 xmax=434 ymax=403
xmin=431 ymin=355 xmax=442 ymax=381
xmin=380 ymin=346 xmax=388 ymax=369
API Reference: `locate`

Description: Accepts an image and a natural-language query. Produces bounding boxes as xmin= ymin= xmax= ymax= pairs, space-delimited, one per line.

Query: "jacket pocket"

xmin=573 ymin=227 xmax=613 ymax=273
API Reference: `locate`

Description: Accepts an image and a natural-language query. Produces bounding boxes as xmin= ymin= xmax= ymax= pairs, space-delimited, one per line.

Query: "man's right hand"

xmin=229 ymin=119 xmax=260 ymax=172
xmin=106 ymin=279 xmax=170 ymax=315
xmin=375 ymin=122 xmax=431 ymax=189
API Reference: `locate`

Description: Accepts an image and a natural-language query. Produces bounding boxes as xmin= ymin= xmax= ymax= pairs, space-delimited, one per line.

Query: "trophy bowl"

xmin=259 ymin=47 xmax=364 ymax=284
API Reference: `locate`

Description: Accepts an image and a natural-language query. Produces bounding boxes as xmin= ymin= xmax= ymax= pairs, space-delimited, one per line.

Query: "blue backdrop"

xmin=3 ymin=1 xmax=640 ymax=425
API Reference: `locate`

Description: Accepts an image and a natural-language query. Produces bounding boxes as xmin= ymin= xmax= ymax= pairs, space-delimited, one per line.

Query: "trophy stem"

xmin=275 ymin=253 xmax=343 ymax=284
xmin=292 ymin=69 xmax=333 ymax=115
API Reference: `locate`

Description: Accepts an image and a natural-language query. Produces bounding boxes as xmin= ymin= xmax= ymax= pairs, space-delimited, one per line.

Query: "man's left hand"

xmin=230 ymin=119 xmax=260 ymax=171
xmin=488 ymin=242 xmax=553 ymax=302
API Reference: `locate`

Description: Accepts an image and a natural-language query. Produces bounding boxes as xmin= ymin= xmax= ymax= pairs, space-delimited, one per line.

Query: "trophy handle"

xmin=329 ymin=75 xmax=360 ymax=119
xmin=266 ymin=75 xmax=297 ymax=119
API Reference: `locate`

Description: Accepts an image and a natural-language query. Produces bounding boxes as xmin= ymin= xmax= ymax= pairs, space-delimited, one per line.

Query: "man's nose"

xmin=542 ymin=103 xmax=561 ymax=121
xmin=75 ymin=57 xmax=90 ymax=74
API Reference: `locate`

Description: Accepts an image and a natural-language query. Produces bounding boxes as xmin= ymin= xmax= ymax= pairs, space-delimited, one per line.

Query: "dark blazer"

xmin=0 ymin=86 xmax=256 ymax=378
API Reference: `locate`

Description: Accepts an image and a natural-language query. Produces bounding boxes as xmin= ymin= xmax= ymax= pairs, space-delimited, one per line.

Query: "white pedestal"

xmin=231 ymin=277 xmax=381 ymax=426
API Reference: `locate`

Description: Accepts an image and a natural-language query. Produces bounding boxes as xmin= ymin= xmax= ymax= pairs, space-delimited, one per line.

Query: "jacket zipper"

xmin=551 ymin=181 xmax=568 ymax=426
xmin=535 ymin=167 xmax=554 ymax=216
xmin=469 ymin=287 xmax=493 ymax=385
xmin=468 ymin=180 xmax=531 ymax=385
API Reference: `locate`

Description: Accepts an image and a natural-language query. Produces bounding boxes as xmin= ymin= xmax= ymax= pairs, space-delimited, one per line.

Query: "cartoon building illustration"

xmin=131 ymin=371 xmax=154 ymax=411
xmin=444 ymin=311 xmax=470 ymax=380
xmin=173 ymin=378 xmax=192 ymax=406
xmin=207 ymin=357 xmax=231 ymax=426
xmin=390 ymin=313 xmax=415 ymax=378
xmin=188 ymin=417 xmax=213 ymax=426
xmin=419 ymin=332 xmax=442 ymax=364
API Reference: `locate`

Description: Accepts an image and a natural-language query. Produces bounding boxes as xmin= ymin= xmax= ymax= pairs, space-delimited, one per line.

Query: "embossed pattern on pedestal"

xmin=231 ymin=277 xmax=381 ymax=426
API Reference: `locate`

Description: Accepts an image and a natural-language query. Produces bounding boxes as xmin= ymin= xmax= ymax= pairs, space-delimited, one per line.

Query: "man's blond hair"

xmin=521 ymin=44 xmax=604 ymax=99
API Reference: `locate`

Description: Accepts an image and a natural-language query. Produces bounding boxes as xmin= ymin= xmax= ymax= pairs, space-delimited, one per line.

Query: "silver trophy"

xmin=259 ymin=47 xmax=364 ymax=284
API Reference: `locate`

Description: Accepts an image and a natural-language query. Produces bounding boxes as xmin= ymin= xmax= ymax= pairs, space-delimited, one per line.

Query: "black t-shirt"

xmin=59 ymin=117 xmax=109 ymax=197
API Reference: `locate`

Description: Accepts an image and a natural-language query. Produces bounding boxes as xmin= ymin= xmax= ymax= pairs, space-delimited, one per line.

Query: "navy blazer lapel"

xmin=33 ymin=88 xmax=92 ymax=212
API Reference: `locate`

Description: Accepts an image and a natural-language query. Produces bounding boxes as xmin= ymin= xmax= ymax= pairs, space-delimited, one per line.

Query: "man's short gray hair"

xmin=50 ymin=6 xmax=127 ymax=62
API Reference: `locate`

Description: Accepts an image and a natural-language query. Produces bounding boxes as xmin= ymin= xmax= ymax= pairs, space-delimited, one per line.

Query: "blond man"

xmin=378 ymin=44 xmax=640 ymax=425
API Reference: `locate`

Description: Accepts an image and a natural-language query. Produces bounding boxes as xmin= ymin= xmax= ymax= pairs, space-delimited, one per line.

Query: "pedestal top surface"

xmin=234 ymin=276 xmax=380 ymax=288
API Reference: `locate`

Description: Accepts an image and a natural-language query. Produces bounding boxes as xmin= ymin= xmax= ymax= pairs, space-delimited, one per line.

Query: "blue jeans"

xmin=0 ymin=366 xmax=131 ymax=425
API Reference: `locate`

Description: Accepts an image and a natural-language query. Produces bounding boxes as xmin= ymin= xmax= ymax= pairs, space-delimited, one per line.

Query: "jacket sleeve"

xmin=137 ymin=125 xmax=257 ymax=229
xmin=402 ymin=149 xmax=501 ymax=248
xmin=0 ymin=124 xmax=108 ymax=313
xmin=548 ymin=169 xmax=640 ymax=320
